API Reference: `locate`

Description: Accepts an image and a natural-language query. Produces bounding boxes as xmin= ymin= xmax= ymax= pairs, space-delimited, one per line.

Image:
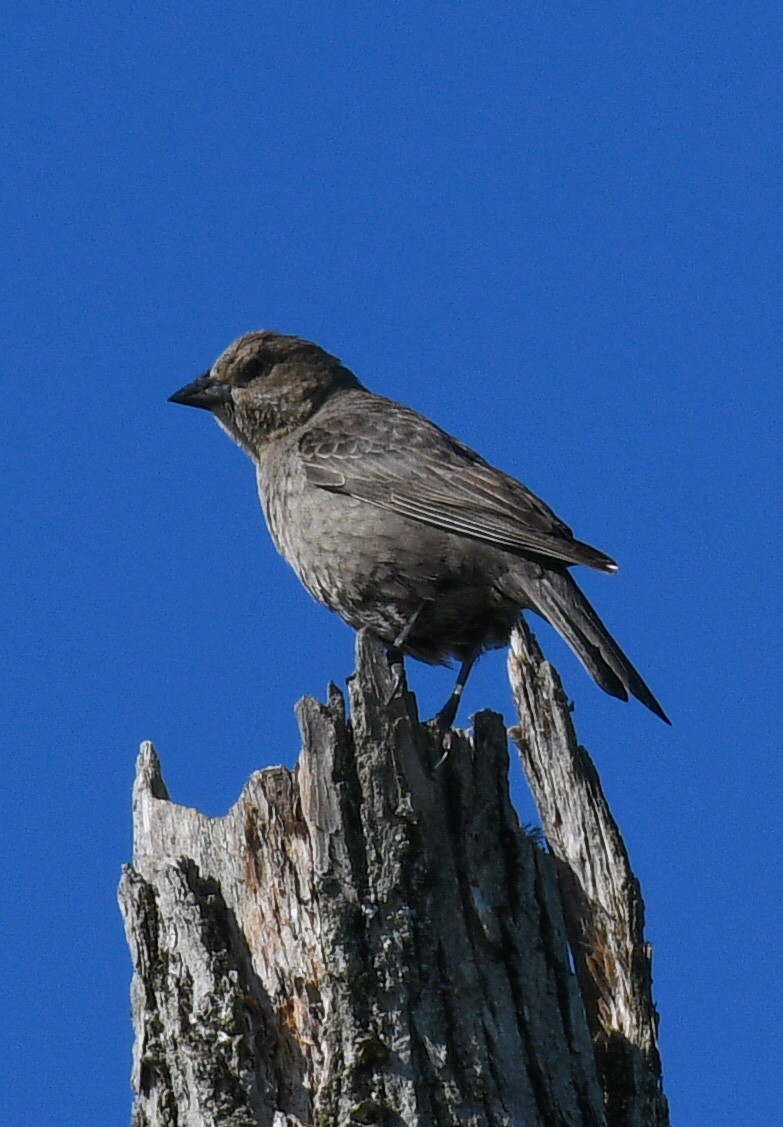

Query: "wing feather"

xmin=299 ymin=396 xmax=617 ymax=572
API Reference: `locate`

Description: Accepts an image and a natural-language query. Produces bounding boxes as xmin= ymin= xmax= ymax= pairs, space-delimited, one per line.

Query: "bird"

xmin=169 ymin=330 xmax=669 ymax=727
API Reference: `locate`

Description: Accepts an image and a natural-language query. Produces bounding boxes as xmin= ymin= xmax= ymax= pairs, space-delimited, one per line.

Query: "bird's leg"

xmin=434 ymin=651 xmax=479 ymax=731
xmin=427 ymin=653 xmax=479 ymax=771
xmin=391 ymin=600 xmax=428 ymax=651
xmin=385 ymin=601 xmax=429 ymax=705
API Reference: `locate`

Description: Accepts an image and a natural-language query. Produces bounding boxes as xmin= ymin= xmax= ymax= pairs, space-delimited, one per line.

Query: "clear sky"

xmin=1 ymin=4 xmax=780 ymax=1124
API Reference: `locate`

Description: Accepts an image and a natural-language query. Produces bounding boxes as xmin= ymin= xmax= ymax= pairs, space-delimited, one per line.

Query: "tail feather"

xmin=521 ymin=568 xmax=670 ymax=724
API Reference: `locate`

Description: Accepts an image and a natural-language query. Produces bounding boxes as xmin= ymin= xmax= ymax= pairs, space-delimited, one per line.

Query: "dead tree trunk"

xmin=119 ymin=625 xmax=669 ymax=1127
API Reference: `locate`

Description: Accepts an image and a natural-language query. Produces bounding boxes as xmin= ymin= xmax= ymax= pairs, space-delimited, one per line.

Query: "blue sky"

xmin=1 ymin=4 xmax=780 ymax=1124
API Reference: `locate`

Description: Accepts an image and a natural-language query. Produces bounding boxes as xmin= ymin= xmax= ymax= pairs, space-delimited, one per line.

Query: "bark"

xmin=119 ymin=627 xmax=669 ymax=1126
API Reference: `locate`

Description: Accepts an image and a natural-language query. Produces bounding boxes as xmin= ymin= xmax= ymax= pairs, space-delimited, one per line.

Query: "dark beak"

xmin=168 ymin=373 xmax=233 ymax=410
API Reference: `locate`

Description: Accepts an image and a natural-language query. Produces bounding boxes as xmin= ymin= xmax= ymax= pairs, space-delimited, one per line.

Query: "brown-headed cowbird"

xmin=169 ymin=331 xmax=669 ymax=725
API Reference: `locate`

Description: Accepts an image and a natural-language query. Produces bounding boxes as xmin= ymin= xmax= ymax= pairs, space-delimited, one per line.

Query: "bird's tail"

xmin=518 ymin=568 xmax=670 ymax=723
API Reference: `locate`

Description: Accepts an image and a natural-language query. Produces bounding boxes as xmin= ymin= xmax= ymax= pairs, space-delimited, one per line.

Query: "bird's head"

xmin=169 ymin=330 xmax=361 ymax=455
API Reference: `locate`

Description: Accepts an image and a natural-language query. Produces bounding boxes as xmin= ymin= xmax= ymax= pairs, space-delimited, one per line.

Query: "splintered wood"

xmin=120 ymin=628 xmax=669 ymax=1126
xmin=508 ymin=622 xmax=669 ymax=1127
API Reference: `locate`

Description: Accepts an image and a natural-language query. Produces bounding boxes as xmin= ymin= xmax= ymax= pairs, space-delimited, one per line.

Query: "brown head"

xmin=169 ymin=331 xmax=361 ymax=455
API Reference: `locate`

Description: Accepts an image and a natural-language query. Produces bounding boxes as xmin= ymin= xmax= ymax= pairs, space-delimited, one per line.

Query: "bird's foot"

xmin=430 ymin=728 xmax=453 ymax=771
xmin=433 ymin=689 xmax=462 ymax=731
xmin=384 ymin=649 xmax=407 ymax=706
xmin=424 ymin=691 xmax=461 ymax=770
xmin=383 ymin=604 xmax=428 ymax=707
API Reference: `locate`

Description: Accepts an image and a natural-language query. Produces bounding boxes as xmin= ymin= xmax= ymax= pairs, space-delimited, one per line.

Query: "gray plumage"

xmin=169 ymin=330 xmax=669 ymax=724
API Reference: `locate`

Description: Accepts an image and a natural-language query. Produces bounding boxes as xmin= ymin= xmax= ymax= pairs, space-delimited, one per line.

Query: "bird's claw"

xmin=424 ymin=698 xmax=459 ymax=771
xmin=430 ymin=729 xmax=452 ymax=771
xmin=385 ymin=652 xmax=407 ymax=706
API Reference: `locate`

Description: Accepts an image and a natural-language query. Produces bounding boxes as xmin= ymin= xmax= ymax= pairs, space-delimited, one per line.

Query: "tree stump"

xmin=119 ymin=625 xmax=669 ymax=1126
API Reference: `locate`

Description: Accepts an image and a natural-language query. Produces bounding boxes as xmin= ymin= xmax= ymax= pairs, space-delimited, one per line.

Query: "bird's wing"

xmin=299 ymin=397 xmax=617 ymax=571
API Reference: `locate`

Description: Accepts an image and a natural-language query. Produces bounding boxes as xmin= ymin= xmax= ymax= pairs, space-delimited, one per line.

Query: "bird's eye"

xmin=232 ymin=355 xmax=271 ymax=386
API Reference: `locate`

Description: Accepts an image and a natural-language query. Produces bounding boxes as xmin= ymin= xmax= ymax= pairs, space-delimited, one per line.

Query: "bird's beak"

xmin=168 ymin=373 xmax=233 ymax=410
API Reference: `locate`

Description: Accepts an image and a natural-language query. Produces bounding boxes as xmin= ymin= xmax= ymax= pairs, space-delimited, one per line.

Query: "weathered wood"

xmin=507 ymin=622 xmax=669 ymax=1127
xmin=120 ymin=627 xmax=668 ymax=1126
